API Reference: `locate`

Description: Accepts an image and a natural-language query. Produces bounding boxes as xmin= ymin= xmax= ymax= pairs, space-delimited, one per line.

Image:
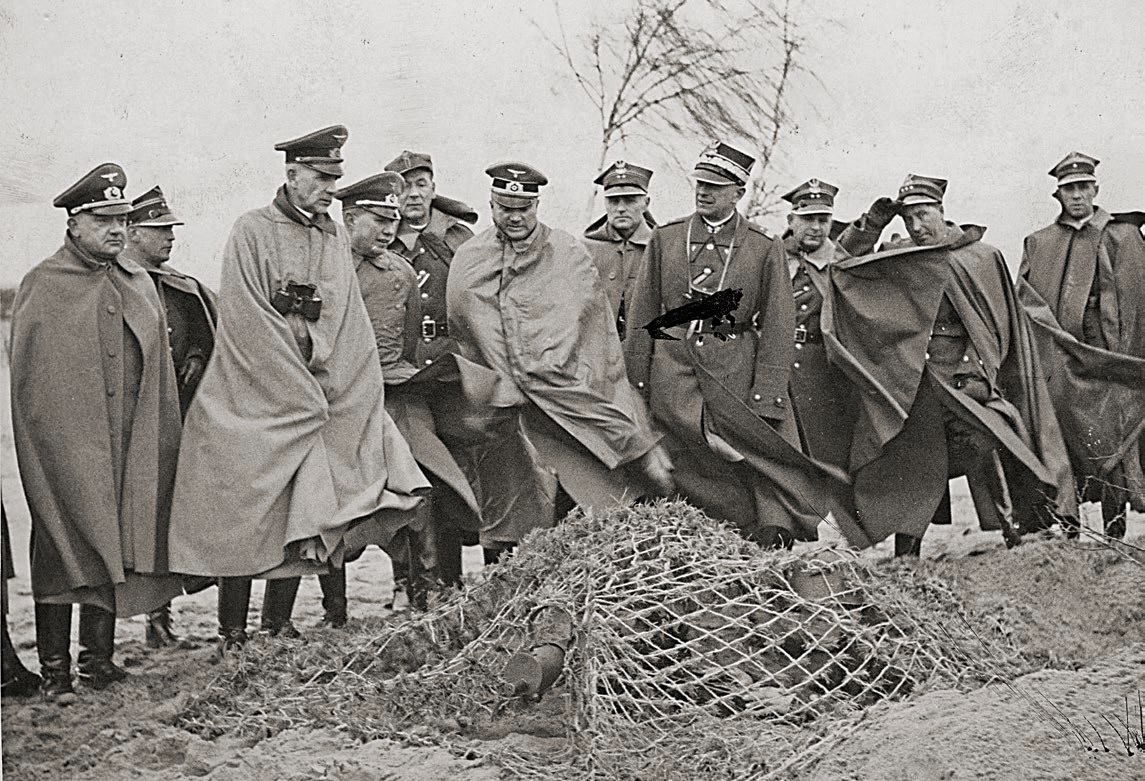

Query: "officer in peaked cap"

xmin=274 ymin=125 xmax=348 ymax=177
xmin=166 ymin=126 xmax=430 ymax=652
xmin=780 ymin=179 xmax=858 ymax=474
xmin=321 ymin=171 xmax=458 ymax=618
xmin=11 ymin=164 xmax=184 ymax=698
xmin=625 ymin=142 xmax=834 ymax=550
xmin=1020 ymin=151 xmax=1145 ymax=537
xmin=583 ymin=161 xmax=656 ymax=339
xmin=824 ymin=171 xmax=1076 ymax=556
xmin=447 ymin=159 xmax=673 ymax=563
xmin=382 ymin=150 xmax=481 ymax=589
xmin=122 ymin=186 xmax=219 ymax=648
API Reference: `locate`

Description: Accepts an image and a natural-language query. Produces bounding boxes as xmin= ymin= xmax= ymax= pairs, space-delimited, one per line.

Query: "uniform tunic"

xmin=625 ymin=213 xmax=837 ymax=539
xmin=167 ymin=188 xmax=430 ymax=577
xmin=448 ymin=221 xmax=660 ymax=535
xmin=391 ymin=204 xmax=475 ymax=363
xmin=785 ymin=237 xmax=857 ymax=470
xmin=10 ymin=236 xmax=183 ymax=615
xmin=582 ymin=217 xmax=652 ymax=338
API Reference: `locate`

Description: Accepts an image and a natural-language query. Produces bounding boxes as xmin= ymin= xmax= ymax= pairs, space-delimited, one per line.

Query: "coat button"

xmin=107 ymin=347 xmax=117 ymax=357
xmin=753 ymin=394 xmax=762 ymax=401
xmin=794 ymin=342 xmax=802 ymax=350
xmin=425 ymin=359 xmax=433 ymax=366
xmin=961 ymin=354 xmax=970 ymax=363
xmin=637 ymin=381 xmax=645 ymax=389
xmin=106 ymin=305 xmax=117 ymax=314
xmin=793 ymin=361 xmax=800 ymax=369
xmin=107 ymin=387 xmax=116 ymax=396
xmin=925 ymin=352 xmax=931 ymax=360
xmin=421 ymin=292 xmax=429 ymax=299
xmin=774 ymin=397 xmax=785 ymax=406
xmin=799 ymin=304 xmax=808 ymax=311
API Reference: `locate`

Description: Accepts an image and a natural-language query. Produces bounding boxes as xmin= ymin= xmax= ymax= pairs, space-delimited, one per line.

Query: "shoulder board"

xmin=746 ymin=221 xmax=774 ymax=239
xmin=658 ymin=215 xmax=690 ymax=229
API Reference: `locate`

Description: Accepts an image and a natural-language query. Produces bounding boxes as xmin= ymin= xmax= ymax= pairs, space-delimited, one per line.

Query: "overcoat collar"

xmin=272 ymin=185 xmax=338 ymax=235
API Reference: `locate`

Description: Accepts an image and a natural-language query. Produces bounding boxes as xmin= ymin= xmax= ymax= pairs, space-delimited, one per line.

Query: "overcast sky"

xmin=1 ymin=0 xmax=1142 ymax=288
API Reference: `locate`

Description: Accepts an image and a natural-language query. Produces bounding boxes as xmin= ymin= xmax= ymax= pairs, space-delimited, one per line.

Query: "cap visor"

xmin=491 ymin=192 xmax=537 ymax=208
xmin=132 ymin=217 xmax=185 ymax=227
xmin=361 ymin=206 xmax=401 ymax=220
xmin=791 ymin=205 xmax=834 ymax=216
xmin=302 ymin=161 xmax=344 ymax=177
xmin=603 ymin=185 xmax=649 ymax=198
xmin=692 ymin=170 xmax=739 ymax=186
xmin=1056 ymin=173 xmax=1097 ymax=186
xmin=898 ymin=195 xmax=941 ymax=207
xmin=87 ymin=202 xmax=134 ymax=216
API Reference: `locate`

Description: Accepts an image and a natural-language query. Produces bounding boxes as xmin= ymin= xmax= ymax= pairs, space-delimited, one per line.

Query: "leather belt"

xmin=420 ymin=317 xmax=449 ymax=340
xmin=794 ymin=325 xmax=821 ymax=343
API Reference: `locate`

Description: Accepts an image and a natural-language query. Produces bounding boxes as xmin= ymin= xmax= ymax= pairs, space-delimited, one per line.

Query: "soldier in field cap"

xmin=1018 ymin=152 xmax=1145 ymax=536
xmin=583 ymin=160 xmax=656 ymax=339
xmin=818 ymin=172 xmax=1075 ymax=555
xmin=384 ymin=150 xmax=480 ymax=586
xmin=625 ymin=142 xmax=852 ymax=550
xmin=121 ymin=186 xmax=219 ymax=648
xmin=10 ymin=164 xmax=183 ymax=698
xmin=448 ymin=161 xmax=673 ymax=561
xmin=167 ymin=127 xmax=429 ymax=651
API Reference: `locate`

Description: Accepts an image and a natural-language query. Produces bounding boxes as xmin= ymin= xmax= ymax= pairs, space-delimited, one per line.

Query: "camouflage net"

xmin=180 ymin=500 xmax=1025 ymax=779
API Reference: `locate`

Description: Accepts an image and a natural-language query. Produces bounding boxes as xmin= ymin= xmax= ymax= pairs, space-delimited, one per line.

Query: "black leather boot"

xmin=318 ymin=568 xmax=348 ymax=628
xmin=894 ymin=533 xmax=923 ymax=558
xmin=77 ymin=604 xmax=127 ymax=689
xmin=145 ymin=602 xmax=180 ymax=648
xmin=35 ymin=602 xmax=73 ymax=700
xmin=2 ymin=619 xmax=41 ymax=697
xmin=217 ymin=577 xmax=251 ymax=652
xmin=260 ymin=577 xmax=301 ymax=638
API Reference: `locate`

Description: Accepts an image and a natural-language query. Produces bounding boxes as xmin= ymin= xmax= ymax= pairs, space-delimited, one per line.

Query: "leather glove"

xmin=637 ymin=443 xmax=675 ymax=496
xmin=864 ymin=197 xmax=899 ymax=232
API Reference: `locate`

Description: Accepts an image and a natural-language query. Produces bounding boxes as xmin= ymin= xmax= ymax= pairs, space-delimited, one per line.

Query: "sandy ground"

xmin=3 ymin=352 xmax=1144 ymax=780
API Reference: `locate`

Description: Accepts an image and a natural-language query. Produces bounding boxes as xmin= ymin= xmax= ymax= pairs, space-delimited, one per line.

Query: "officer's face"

xmin=128 ymin=225 xmax=176 ymax=266
xmin=490 ymin=199 xmax=539 ymax=241
xmin=901 ymin=204 xmax=947 ymax=247
xmin=401 ymin=169 xmax=436 ymax=224
xmin=694 ymin=180 xmax=744 ymax=221
xmin=346 ymin=209 xmax=400 ymax=258
xmin=1055 ymin=181 xmax=1098 ymax=220
xmin=604 ymin=194 xmax=650 ymax=236
xmin=789 ymin=213 xmax=831 ymax=253
xmin=68 ymin=212 xmax=127 ymax=260
xmin=287 ymin=165 xmax=340 ymax=214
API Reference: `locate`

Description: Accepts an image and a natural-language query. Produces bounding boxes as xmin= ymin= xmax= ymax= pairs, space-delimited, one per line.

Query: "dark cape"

xmin=10 ymin=237 xmax=184 ymax=614
xmin=1019 ymin=208 xmax=1145 ymax=502
xmin=821 ymin=225 xmax=1077 ymax=543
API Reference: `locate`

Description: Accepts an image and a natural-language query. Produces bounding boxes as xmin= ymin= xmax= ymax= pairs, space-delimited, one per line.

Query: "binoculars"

xmin=271 ymin=281 xmax=323 ymax=322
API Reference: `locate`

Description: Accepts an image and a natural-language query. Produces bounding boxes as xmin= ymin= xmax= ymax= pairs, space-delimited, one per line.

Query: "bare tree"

xmin=538 ymin=0 xmax=804 ymax=220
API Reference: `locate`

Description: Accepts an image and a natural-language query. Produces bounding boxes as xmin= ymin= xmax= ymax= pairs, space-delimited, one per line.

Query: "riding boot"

xmin=77 ymin=604 xmax=127 ymax=689
xmin=217 ymin=577 xmax=251 ymax=651
xmin=318 ymin=568 xmax=348 ymax=628
xmin=894 ymin=533 xmax=923 ymax=558
xmin=260 ymin=577 xmax=301 ymax=638
xmin=35 ymin=602 xmax=73 ymax=700
xmin=145 ymin=602 xmax=180 ymax=648
xmin=2 ymin=617 xmax=41 ymax=697
xmin=752 ymin=524 xmax=794 ymax=551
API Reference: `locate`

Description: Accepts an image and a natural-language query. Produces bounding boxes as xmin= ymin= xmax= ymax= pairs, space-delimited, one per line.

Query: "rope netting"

xmin=179 ymin=500 xmax=1024 ymax=779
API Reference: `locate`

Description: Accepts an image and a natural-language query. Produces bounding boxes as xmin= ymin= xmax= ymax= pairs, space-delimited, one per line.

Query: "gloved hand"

xmin=637 ymin=443 xmax=675 ymax=496
xmin=864 ymin=197 xmax=899 ymax=232
xmin=178 ymin=355 xmax=206 ymax=387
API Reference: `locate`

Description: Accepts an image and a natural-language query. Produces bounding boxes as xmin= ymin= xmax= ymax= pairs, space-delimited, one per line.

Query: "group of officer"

xmin=3 ymin=125 xmax=1142 ymax=702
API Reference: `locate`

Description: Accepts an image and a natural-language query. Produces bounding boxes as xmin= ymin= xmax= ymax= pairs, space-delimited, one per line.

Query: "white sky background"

xmin=0 ymin=0 xmax=1142 ymax=289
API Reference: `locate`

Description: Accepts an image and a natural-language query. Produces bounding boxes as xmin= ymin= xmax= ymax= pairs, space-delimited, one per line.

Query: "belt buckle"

xmin=794 ymin=325 xmax=807 ymax=343
xmin=421 ymin=317 xmax=437 ymax=339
